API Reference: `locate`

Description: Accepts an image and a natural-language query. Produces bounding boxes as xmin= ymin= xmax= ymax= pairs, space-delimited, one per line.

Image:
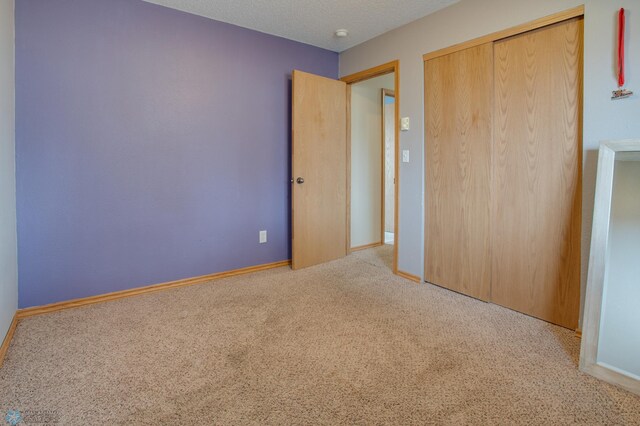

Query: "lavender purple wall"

xmin=15 ymin=0 xmax=338 ymax=308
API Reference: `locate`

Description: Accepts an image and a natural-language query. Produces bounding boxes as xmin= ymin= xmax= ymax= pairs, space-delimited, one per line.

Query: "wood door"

xmin=291 ymin=70 xmax=348 ymax=270
xmin=424 ymin=43 xmax=493 ymax=301
xmin=492 ymin=18 xmax=582 ymax=329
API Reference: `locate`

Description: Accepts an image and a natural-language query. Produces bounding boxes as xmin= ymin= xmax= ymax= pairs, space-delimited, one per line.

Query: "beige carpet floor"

xmin=1 ymin=245 xmax=639 ymax=425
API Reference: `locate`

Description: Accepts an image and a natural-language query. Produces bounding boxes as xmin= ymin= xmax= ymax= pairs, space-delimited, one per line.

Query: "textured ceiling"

xmin=142 ymin=0 xmax=459 ymax=52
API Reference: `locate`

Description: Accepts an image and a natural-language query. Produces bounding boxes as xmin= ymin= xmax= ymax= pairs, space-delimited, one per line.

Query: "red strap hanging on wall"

xmin=618 ymin=8 xmax=625 ymax=88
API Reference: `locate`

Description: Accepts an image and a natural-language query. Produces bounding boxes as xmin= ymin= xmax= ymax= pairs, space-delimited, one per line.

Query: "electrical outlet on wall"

xmin=259 ymin=230 xmax=267 ymax=244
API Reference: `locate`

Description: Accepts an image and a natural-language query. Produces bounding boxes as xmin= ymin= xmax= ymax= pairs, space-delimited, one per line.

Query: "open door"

xmin=291 ymin=70 xmax=348 ymax=269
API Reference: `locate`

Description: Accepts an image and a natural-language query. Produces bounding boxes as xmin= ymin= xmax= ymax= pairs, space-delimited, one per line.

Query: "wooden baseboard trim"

xmin=17 ymin=260 xmax=291 ymax=319
xmin=575 ymin=329 xmax=582 ymax=338
xmin=397 ymin=270 xmax=421 ymax=283
xmin=351 ymin=241 xmax=384 ymax=252
xmin=0 ymin=314 xmax=18 ymax=369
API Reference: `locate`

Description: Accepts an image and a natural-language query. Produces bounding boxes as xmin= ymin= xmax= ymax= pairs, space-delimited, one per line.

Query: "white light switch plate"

xmin=401 ymin=117 xmax=410 ymax=131
xmin=259 ymin=230 xmax=267 ymax=243
xmin=402 ymin=150 xmax=410 ymax=163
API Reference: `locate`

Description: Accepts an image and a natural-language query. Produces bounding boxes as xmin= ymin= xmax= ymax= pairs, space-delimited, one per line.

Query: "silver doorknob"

xmin=296 ymin=177 xmax=305 ymax=184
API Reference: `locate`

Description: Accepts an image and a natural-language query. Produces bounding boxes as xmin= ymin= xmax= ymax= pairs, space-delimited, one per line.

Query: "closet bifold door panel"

xmin=424 ymin=43 xmax=493 ymax=301
xmin=491 ymin=18 xmax=583 ymax=329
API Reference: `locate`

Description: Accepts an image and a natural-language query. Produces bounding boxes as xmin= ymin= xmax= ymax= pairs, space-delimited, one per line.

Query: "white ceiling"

xmin=142 ymin=0 xmax=459 ymax=52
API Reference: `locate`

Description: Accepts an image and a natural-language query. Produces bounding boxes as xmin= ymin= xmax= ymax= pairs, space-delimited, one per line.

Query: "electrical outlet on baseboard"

xmin=259 ymin=230 xmax=267 ymax=244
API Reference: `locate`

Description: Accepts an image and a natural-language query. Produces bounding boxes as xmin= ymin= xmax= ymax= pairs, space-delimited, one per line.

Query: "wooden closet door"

xmin=424 ymin=43 xmax=493 ymax=301
xmin=492 ymin=18 xmax=582 ymax=329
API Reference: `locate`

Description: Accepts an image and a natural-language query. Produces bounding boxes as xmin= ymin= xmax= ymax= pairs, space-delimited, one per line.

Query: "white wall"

xmin=340 ymin=0 xmax=640 ymax=323
xmin=597 ymin=157 xmax=640 ymax=378
xmin=0 ymin=0 xmax=17 ymax=343
xmin=350 ymin=74 xmax=394 ymax=248
xmin=384 ymin=98 xmax=395 ymax=234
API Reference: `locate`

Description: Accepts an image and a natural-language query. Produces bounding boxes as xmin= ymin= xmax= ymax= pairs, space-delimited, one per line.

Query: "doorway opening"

xmin=341 ymin=62 xmax=399 ymax=274
xmin=382 ymin=89 xmax=395 ymax=247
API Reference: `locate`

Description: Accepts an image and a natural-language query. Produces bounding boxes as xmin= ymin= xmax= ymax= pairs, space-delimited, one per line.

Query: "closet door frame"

xmin=422 ymin=6 xmax=584 ymax=62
